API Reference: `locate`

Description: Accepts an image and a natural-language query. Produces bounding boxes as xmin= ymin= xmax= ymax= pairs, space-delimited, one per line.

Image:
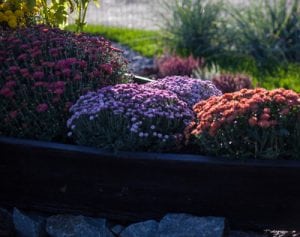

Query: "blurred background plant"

xmin=160 ymin=0 xmax=300 ymax=90
xmin=222 ymin=0 xmax=300 ymax=77
xmin=0 ymin=0 xmax=99 ymax=29
xmin=0 ymin=0 xmax=38 ymax=29
xmin=155 ymin=54 xmax=204 ymax=78
xmin=211 ymin=73 xmax=253 ymax=93
xmin=161 ymin=0 xmax=226 ymax=68
xmin=72 ymin=0 xmax=99 ymax=32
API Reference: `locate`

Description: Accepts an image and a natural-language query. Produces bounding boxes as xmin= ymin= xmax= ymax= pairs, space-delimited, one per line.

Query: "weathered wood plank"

xmin=0 ymin=136 xmax=300 ymax=230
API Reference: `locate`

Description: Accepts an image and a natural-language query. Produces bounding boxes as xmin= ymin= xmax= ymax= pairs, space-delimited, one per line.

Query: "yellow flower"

xmin=5 ymin=10 xmax=13 ymax=16
xmin=14 ymin=10 xmax=23 ymax=17
xmin=8 ymin=19 xmax=17 ymax=28
xmin=8 ymin=15 xmax=17 ymax=22
xmin=0 ymin=12 xmax=4 ymax=22
xmin=1 ymin=3 xmax=9 ymax=11
xmin=0 ymin=12 xmax=8 ymax=22
xmin=21 ymin=4 xmax=28 ymax=13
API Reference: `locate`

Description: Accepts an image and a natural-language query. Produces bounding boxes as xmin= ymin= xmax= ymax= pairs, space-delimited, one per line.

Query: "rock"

xmin=120 ymin=220 xmax=158 ymax=237
xmin=157 ymin=213 xmax=226 ymax=237
xmin=46 ymin=215 xmax=114 ymax=237
xmin=13 ymin=208 xmax=46 ymax=237
xmin=111 ymin=224 xmax=125 ymax=235
xmin=0 ymin=208 xmax=14 ymax=236
xmin=265 ymin=230 xmax=300 ymax=237
xmin=111 ymin=42 xmax=155 ymax=75
xmin=229 ymin=231 xmax=267 ymax=237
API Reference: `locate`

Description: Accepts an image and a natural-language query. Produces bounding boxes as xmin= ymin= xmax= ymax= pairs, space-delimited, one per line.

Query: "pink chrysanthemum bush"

xmin=146 ymin=76 xmax=221 ymax=107
xmin=211 ymin=73 xmax=253 ymax=93
xmin=185 ymin=88 xmax=300 ymax=159
xmin=156 ymin=54 xmax=203 ymax=77
xmin=67 ymin=84 xmax=194 ymax=152
xmin=0 ymin=25 xmax=128 ymax=141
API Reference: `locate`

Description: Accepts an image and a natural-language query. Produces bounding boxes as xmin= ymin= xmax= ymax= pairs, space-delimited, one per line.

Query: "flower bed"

xmin=1 ymin=24 xmax=300 ymax=230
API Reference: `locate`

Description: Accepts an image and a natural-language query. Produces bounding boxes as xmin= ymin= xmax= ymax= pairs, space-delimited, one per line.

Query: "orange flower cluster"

xmin=187 ymin=88 xmax=300 ymax=137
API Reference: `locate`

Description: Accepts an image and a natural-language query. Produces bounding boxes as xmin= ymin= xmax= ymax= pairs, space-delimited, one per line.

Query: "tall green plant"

xmin=73 ymin=0 xmax=99 ymax=32
xmin=39 ymin=0 xmax=73 ymax=27
xmin=24 ymin=0 xmax=99 ymax=30
xmin=227 ymin=0 xmax=300 ymax=76
xmin=161 ymin=0 xmax=226 ymax=67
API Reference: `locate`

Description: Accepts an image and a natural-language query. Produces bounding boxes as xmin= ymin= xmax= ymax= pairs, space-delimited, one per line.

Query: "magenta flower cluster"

xmin=145 ymin=76 xmax=222 ymax=107
xmin=68 ymin=83 xmax=194 ymax=151
xmin=0 ymin=25 xmax=127 ymax=141
xmin=156 ymin=55 xmax=204 ymax=77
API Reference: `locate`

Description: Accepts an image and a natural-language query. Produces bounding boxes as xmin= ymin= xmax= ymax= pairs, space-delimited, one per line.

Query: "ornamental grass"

xmin=68 ymin=83 xmax=194 ymax=152
xmin=185 ymin=88 xmax=300 ymax=159
xmin=0 ymin=25 xmax=128 ymax=141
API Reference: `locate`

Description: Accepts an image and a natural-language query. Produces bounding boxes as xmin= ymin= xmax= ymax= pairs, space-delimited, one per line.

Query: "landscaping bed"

xmin=1 ymin=1 xmax=300 ymax=234
xmin=1 ymin=136 xmax=300 ymax=230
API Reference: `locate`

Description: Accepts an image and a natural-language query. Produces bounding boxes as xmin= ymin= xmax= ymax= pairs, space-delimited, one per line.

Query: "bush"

xmin=146 ymin=76 xmax=221 ymax=107
xmin=226 ymin=0 xmax=300 ymax=75
xmin=0 ymin=0 xmax=99 ymax=31
xmin=185 ymin=88 xmax=300 ymax=159
xmin=67 ymin=83 xmax=194 ymax=152
xmin=161 ymin=0 xmax=226 ymax=67
xmin=211 ymin=73 xmax=253 ymax=93
xmin=156 ymin=54 xmax=204 ymax=77
xmin=0 ymin=25 xmax=128 ymax=141
xmin=0 ymin=0 xmax=36 ymax=29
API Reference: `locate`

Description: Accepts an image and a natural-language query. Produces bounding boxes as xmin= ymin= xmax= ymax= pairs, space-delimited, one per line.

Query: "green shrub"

xmin=161 ymin=0 xmax=226 ymax=67
xmin=225 ymin=0 xmax=300 ymax=75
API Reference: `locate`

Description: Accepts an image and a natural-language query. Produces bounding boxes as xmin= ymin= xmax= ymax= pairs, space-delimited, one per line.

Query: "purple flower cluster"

xmin=68 ymin=83 xmax=194 ymax=151
xmin=145 ymin=76 xmax=222 ymax=107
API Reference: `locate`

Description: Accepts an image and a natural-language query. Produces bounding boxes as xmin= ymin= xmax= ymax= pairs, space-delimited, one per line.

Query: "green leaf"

xmin=93 ymin=0 xmax=100 ymax=8
xmin=25 ymin=0 xmax=36 ymax=10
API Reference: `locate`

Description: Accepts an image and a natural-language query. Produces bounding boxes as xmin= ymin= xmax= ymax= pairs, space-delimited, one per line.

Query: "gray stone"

xmin=120 ymin=220 xmax=158 ymax=237
xmin=0 ymin=208 xmax=14 ymax=236
xmin=13 ymin=208 xmax=46 ymax=237
xmin=111 ymin=42 xmax=155 ymax=75
xmin=111 ymin=224 xmax=125 ymax=235
xmin=229 ymin=231 xmax=266 ymax=237
xmin=157 ymin=213 xmax=226 ymax=237
xmin=46 ymin=215 xmax=114 ymax=237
